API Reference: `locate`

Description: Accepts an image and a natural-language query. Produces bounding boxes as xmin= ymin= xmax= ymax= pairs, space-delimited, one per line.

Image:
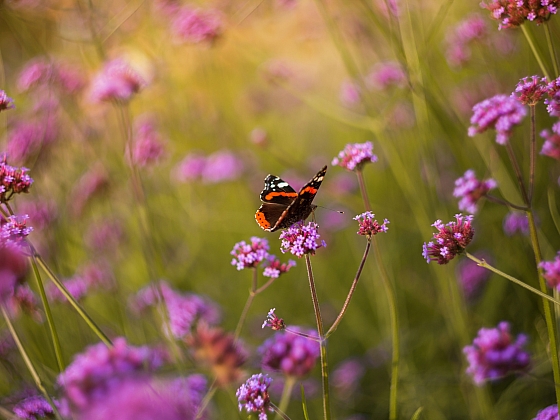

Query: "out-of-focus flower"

xmin=532 ymin=405 xmax=559 ymax=420
xmin=6 ymin=116 xmax=59 ymax=164
xmin=47 ymin=262 xmax=115 ymax=303
xmin=261 ymin=59 xmax=295 ymax=84
xmin=84 ymin=219 xmax=124 ymax=253
xmin=279 ymin=222 xmax=326 ymax=257
xmin=354 ymin=212 xmax=389 ymax=237
xmin=69 ymin=164 xmax=109 ymax=217
xmin=201 ymin=150 xmax=244 ymax=183
xmin=57 ymin=337 xmax=167 ymax=412
xmin=0 ymin=90 xmax=15 ymax=111
xmin=481 ymin=0 xmax=559 ymax=30
xmin=89 ymin=59 xmax=145 ymax=103
xmin=445 ymin=15 xmax=487 ymax=67
xmin=236 ymin=373 xmax=273 ymax=420
xmin=0 ymin=244 xmax=28 ymax=304
xmin=1 ymin=215 xmax=33 ymax=248
xmin=422 ymin=214 xmax=474 ymax=264
xmin=512 ymin=75 xmax=548 ymax=105
xmin=540 ymin=252 xmax=560 ymax=291
xmin=173 ymin=153 xmax=207 ymax=182
xmin=468 ymin=94 xmax=526 ymax=144
xmin=18 ymin=200 xmax=57 ymax=231
xmin=463 ymin=321 xmax=530 ymax=385
xmin=339 ymin=80 xmax=361 ymax=107
xmin=545 ymin=78 xmax=560 ymax=116
xmin=12 ymin=395 xmax=58 ymax=420
xmin=540 ymin=125 xmax=560 ymax=160
xmin=503 ymin=211 xmax=530 ymax=236
xmin=456 ymin=251 xmax=492 ymax=300
xmin=126 ymin=116 xmax=167 ymax=168
xmin=262 ymin=308 xmax=286 ymax=331
xmin=259 ymin=327 xmax=319 ymax=378
xmin=250 ymin=127 xmax=268 ymax=146
xmin=262 ymin=255 xmax=295 ymax=278
xmin=453 ymin=169 xmax=497 ymax=213
xmin=172 ymin=6 xmax=223 ymax=44
xmin=18 ymin=58 xmax=85 ymax=95
xmin=6 ymin=284 xmax=41 ymax=321
xmin=332 ymin=358 xmax=365 ymax=398
xmin=332 ymin=141 xmax=378 ymax=171
xmin=231 ymin=237 xmax=270 ymax=270
xmin=186 ymin=323 xmax=247 ymax=386
xmin=0 ymin=157 xmax=33 ymax=203
xmin=365 ymin=62 xmax=407 ymax=90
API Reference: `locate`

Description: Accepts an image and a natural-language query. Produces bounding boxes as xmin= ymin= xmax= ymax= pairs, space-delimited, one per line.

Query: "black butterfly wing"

xmin=259 ymin=175 xmax=298 ymax=205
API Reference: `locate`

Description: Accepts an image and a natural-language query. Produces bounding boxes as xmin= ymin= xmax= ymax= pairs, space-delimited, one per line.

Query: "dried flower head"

xmin=0 ymin=90 xmax=15 ymax=112
xmin=463 ymin=321 xmax=530 ymax=385
xmin=512 ymin=75 xmax=548 ymax=105
xmin=354 ymin=211 xmax=389 ymax=237
xmin=279 ymin=221 xmax=326 ymax=257
xmin=453 ymin=169 xmax=497 ymax=213
xmin=422 ymin=214 xmax=474 ymax=264
xmin=332 ymin=141 xmax=378 ymax=171
xmin=236 ymin=373 xmax=273 ymax=420
xmin=262 ymin=308 xmax=286 ymax=331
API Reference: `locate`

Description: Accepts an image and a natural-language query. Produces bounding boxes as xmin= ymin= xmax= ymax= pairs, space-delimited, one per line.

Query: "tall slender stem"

xmin=356 ymin=170 xmax=372 ymax=211
xmin=544 ymin=22 xmax=559 ymax=78
xmin=275 ymin=376 xmax=296 ymax=419
xmin=528 ymin=105 xmax=536 ymax=203
xmin=505 ymin=142 xmax=530 ymax=205
xmin=234 ymin=268 xmax=258 ymax=340
xmin=521 ymin=25 xmax=550 ymax=80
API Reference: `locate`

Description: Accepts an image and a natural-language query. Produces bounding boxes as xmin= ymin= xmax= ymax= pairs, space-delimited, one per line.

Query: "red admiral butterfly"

xmin=255 ymin=166 xmax=327 ymax=232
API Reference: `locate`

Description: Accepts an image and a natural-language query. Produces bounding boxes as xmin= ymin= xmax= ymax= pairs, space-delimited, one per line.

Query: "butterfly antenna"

xmin=316 ymin=205 xmax=344 ymax=214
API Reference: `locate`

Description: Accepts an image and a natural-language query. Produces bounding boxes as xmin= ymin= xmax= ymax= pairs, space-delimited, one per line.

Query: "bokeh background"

xmin=1 ymin=0 xmax=560 ymax=418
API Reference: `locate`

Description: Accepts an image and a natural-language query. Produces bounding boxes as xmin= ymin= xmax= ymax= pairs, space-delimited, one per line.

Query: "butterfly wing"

xmin=259 ymin=175 xmax=298 ymax=205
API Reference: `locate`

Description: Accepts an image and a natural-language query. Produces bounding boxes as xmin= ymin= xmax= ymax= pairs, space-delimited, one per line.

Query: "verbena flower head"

xmin=540 ymin=252 xmax=560 ymax=291
xmin=173 ymin=153 xmax=207 ymax=182
xmin=332 ymin=358 xmax=366 ymax=397
xmin=0 ymin=90 xmax=15 ymax=112
xmin=456 ymin=251 xmax=492 ymax=300
xmin=332 ymin=141 xmax=378 ymax=171
xmin=0 ymin=156 xmax=33 ymax=203
xmin=17 ymin=58 xmax=85 ymax=95
xmin=445 ymin=15 xmax=487 ymax=67
xmin=422 ymin=214 xmax=474 ymax=264
xmin=259 ymin=327 xmax=320 ymax=378
xmin=365 ymin=62 xmax=407 ymax=90
xmin=0 ymin=243 xmax=28 ymax=304
xmin=262 ymin=308 xmax=286 ymax=331
xmin=339 ymin=80 xmax=361 ymax=107
xmin=279 ymin=221 xmax=326 ymax=257
xmin=1 ymin=215 xmax=33 ymax=248
xmin=6 ymin=284 xmax=42 ymax=322
xmin=354 ymin=212 xmax=389 ymax=237
xmin=89 ymin=59 xmax=145 ymax=103
xmin=12 ymin=395 xmax=57 ymax=420
xmin=57 ymin=337 xmax=167 ymax=412
xmin=503 ymin=211 xmax=530 ymax=236
xmin=468 ymin=94 xmax=527 ymax=144
xmin=236 ymin=373 xmax=273 ymax=420
xmin=172 ymin=6 xmax=223 ymax=44
xmin=481 ymin=0 xmax=560 ymax=29
xmin=463 ymin=321 xmax=530 ymax=385
xmin=512 ymin=75 xmax=548 ymax=105
xmin=545 ymin=78 xmax=560 ymax=116
xmin=231 ymin=237 xmax=270 ymax=270
xmin=453 ymin=169 xmax=497 ymax=213
xmin=127 ymin=116 xmax=167 ymax=168
xmin=201 ymin=150 xmax=244 ymax=183
xmin=532 ymin=405 xmax=559 ymax=420
xmin=540 ymin=126 xmax=560 ymax=160
xmin=262 ymin=255 xmax=296 ymax=278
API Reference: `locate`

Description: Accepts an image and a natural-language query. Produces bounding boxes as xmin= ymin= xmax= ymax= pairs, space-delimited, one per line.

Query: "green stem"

xmin=528 ymin=105 xmax=536 ymax=203
xmin=465 ymin=253 xmax=560 ymax=306
xmin=29 ymin=256 xmax=64 ymax=372
xmin=1 ymin=306 xmax=63 ymax=420
xmin=234 ymin=268 xmax=258 ymax=340
xmin=270 ymin=402 xmax=292 ymax=420
xmin=34 ymin=254 xmax=113 ymax=347
xmin=275 ymin=376 xmax=296 ymax=419
xmin=505 ymin=142 xmax=530 ymax=205
xmin=521 ymin=25 xmax=550 ymax=80
xmin=304 ymin=255 xmax=330 ymax=420
xmin=544 ymin=22 xmax=559 ymax=78
xmin=356 ymin=169 xmax=372 ymax=212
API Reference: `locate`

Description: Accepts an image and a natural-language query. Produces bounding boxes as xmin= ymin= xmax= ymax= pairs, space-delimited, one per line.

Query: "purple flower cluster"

xmin=353 ymin=211 xmax=389 ymax=237
xmin=503 ymin=211 xmax=530 ymax=236
xmin=262 ymin=255 xmax=296 ymax=278
xmin=540 ymin=123 xmax=560 ymax=160
xmin=545 ymin=78 xmax=560 ymax=116
xmin=1 ymin=215 xmax=33 ymax=248
xmin=0 ymin=157 xmax=33 ymax=203
xmin=0 ymin=244 xmax=28 ymax=304
xmin=365 ymin=62 xmax=407 ymax=90
xmin=12 ymin=395 xmax=57 ymax=420
xmin=422 ymin=214 xmax=474 ymax=264
xmin=481 ymin=0 xmax=559 ymax=29
xmin=6 ymin=117 xmax=59 ymax=164
xmin=69 ymin=164 xmax=109 ymax=217
xmin=171 ymin=6 xmax=223 ymax=44
xmin=512 ymin=75 xmax=548 ymax=105
xmin=46 ymin=263 xmax=115 ymax=303
xmin=57 ymin=337 xmax=167 ymax=412
xmin=127 ymin=116 xmax=167 ymax=168
xmin=463 ymin=321 xmax=530 ymax=385
xmin=456 ymin=252 xmax=492 ymax=300
xmin=231 ymin=237 xmax=270 ymax=270
xmin=445 ymin=14 xmax=487 ymax=67
xmin=18 ymin=58 xmax=84 ymax=94
xmin=453 ymin=169 xmax=497 ymax=213
xmin=174 ymin=150 xmax=244 ymax=183
xmin=262 ymin=308 xmax=286 ymax=331
xmin=468 ymin=94 xmax=527 ymax=144
xmin=540 ymin=252 xmax=560 ymax=291
xmin=0 ymin=90 xmax=15 ymax=111
xmin=279 ymin=221 xmax=326 ymax=257
xmin=236 ymin=373 xmax=273 ymax=420
xmin=533 ymin=405 xmax=559 ymax=420
xmin=339 ymin=80 xmax=361 ymax=107
xmin=89 ymin=58 xmax=145 ymax=103
xmin=259 ymin=327 xmax=320 ymax=378
xmin=6 ymin=284 xmax=41 ymax=321
xmin=332 ymin=141 xmax=378 ymax=171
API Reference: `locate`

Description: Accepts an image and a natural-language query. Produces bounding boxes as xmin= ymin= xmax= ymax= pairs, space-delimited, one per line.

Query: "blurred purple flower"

xmin=57 ymin=337 xmax=167 ymax=412
xmin=6 ymin=284 xmax=42 ymax=321
xmin=127 ymin=116 xmax=167 ymax=168
xmin=84 ymin=219 xmax=124 ymax=253
xmin=172 ymin=6 xmax=223 ymax=44
xmin=456 ymin=251 xmax=492 ymax=300
xmin=540 ymin=252 xmax=560 ymax=291
xmin=503 ymin=211 xmax=530 ymax=236
xmin=512 ymin=75 xmax=548 ymax=105
xmin=250 ymin=127 xmax=268 ymax=146
xmin=262 ymin=308 xmax=286 ymax=331
xmin=354 ymin=211 xmax=389 ymax=237
xmin=365 ymin=62 xmax=406 ymax=90
xmin=236 ymin=373 xmax=273 ymax=420
xmin=332 ymin=141 xmax=378 ymax=171
xmin=463 ymin=321 xmax=530 ymax=385
xmin=445 ymin=15 xmax=487 ymax=67
xmin=468 ymin=94 xmax=526 ymax=144
xmin=545 ymin=77 xmax=560 ymax=117
xmin=18 ymin=58 xmax=85 ymax=95
xmin=262 ymin=255 xmax=295 ymax=278
xmin=422 ymin=214 xmax=474 ymax=264
xmin=540 ymin=125 xmax=560 ymax=160
xmin=1 ymin=214 xmax=33 ymax=248
xmin=12 ymin=395 xmax=58 ymax=420
xmin=332 ymin=358 xmax=365 ymax=398
xmin=231 ymin=237 xmax=270 ymax=270
xmin=532 ymin=405 xmax=559 ymax=420
xmin=18 ymin=200 xmax=56 ymax=231
xmin=0 ymin=244 xmax=28 ymax=304
xmin=173 ymin=153 xmax=207 ymax=182
xmin=89 ymin=59 xmax=145 ymax=103
xmin=6 ymin=117 xmax=59 ymax=164
xmin=339 ymin=80 xmax=361 ymax=107
xmin=481 ymin=0 xmax=559 ymax=29
xmin=201 ymin=150 xmax=244 ymax=183
xmin=0 ymin=90 xmax=15 ymax=112
xmin=279 ymin=221 xmax=326 ymax=257
xmin=453 ymin=169 xmax=497 ymax=213
xmin=259 ymin=326 xmax=320 ymax=378
xmin=47 ymin=263 xmax=114 ymax=303
xmin=69 ymin=164 xmax=109 ymax=217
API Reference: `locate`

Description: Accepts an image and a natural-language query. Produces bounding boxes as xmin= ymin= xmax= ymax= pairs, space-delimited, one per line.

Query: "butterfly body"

xmin=255 ymin=166 xmax=327 ymax=232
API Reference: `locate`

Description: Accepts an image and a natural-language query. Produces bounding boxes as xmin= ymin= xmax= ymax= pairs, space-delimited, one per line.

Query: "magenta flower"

xmin=545 ymin=77 xmax=560 ymax=116
xmin=503 ymin=211 xmax=530 ymax=236
xmin=468 ymin=94 xmax=526 ymax=144
xmin=332 ymin=141 xmax=378 ymax=171
xmin=262 ymin=255 xmax=296 ymax=278
xmin=127 ymin=116 xmax=167 ymax=168
xmin=481 ymin=0 xmax=559 ymax=29
xmin=422 ymin=214 xmax=474 ymax=264
xmin=6 ymin=284 xmax=42 ymax=321
xmin=0 ymin=90 xmax=15 ymax=111
xmin=339 ymin=80 xmax=361 ymax=107
xmin=236 ymin=373 xmax=273 ymax=420
xmin=12 ymin=395 xmax=58 ymax=420
xmin=89 ymin=59 xmax=145 ymax=103
xmin=6 ymin=116 xmax=59 ymax=164
xmin=172 ymin=6 xmax=223 ymax=44
xmin=463 ymin=321 xmax=530 ymax=385
xmin=0 ymin=244 xmax=28 ymax=304
xmin=540 ymin=252 xmax=560 ymax=291
xmin=259 ymin=326 xmax=320 ymax=377
xmin=456 ymin=251 xmax=492 ymax=300
xmin=17 ymin=58 xmax=85 ymax=94
xmin=279 ymin=221 xmax=326 ymax=257
xmin=84 ymin=219 xmax=124 ymax=252
xmin=262 ymin=308 xmax=286 ymax=331
xmin=532 ymin=405 xmax=559 ymax=420
xmin=173 ymin=153 xmax=207 ymax=182
xmin=365 ymin=62 xmax=407 ymax=90
xmin=231 ymin=237 xmax=270 ymax=270
xmin=354 ymin=211 xmax=389 ymax=237
xmin=512 ymin=75 xmax=548 ymax=105
xmin=540 ymin=126 xmax=560 ymax=160
xmin=18 ymin=200 xmax=57 ymax=231
xmin=69 ymin=164 xmax=109 ymax=217
xmin=453 ymin=169 xmax=497 ymax=213
xmin=201 ymin=150 xmax=244 ymax=183
xmin=332 ymin=358 xmax=366 ymax=397
xmin=0 ymin=156 xmax=33 ymax=203
xmin=1 ymin=215 xmax=33 ymax=248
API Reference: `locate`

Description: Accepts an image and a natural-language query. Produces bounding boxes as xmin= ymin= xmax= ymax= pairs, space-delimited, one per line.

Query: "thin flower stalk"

xmin=1 ymin=305 xmax=63 ymax=420
xmin=304 ymin=254 xmax=331 ymax=420
xmin=275 ymin=376 xmax=296 ymax=420
xmin=529 ymin=105 xmax=537 ymax=202
xmin=544 ymin=22 xmax=559 ymax=78
xmin=484 ymin=194 xmax=527 ymax=211
xmin=234 ymin=267 xmax=258 ymax=340
xmin=33 ymin=254 xmax=113 ymax=347
xmin=356 ymin=169 xmax=372 ymax=212
xmin=270 ymin=403 xmax=291 ymax=420
xmin=520 ymin=25 xmax=550 ymax=80
xmin=505 ymin=141 xmax=530 ymax=205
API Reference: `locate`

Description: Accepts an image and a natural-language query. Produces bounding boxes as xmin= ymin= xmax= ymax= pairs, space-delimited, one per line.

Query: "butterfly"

xmin=255 ymin=166 xmax=327 ymax=232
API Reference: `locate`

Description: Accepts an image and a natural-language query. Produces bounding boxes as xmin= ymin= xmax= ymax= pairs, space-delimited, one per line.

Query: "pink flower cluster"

xmin=453 ymin=169 xmax=497 ymax=213
xmin=171 ymin=6 xmax=223 ymax=44
xmin=445 ymin=14 xmax=488 ymax=67
xmin=540 ymin=252 xmax=560 ymax=291
xmin=332 ymin=141 xmax=378 ymax=171
xmin=18 ymin=58 xmax=85 ymax=94
xmin=279 ymin=221 xmax=326 ymax=257
xmin=126 ymin=116 xmax=167 ymax=168
xmin=0 ymin=156 xmax=33 ymax=203
xmin=422 ymin=214 xmax=474 ymax=264
xmin=481 ymin=0 xmax=559 ymax=29
xmin=174 ymin=150 xmax=244 ymax=184
xmin=89 ymin=59 xmax=145 ymax=103
xmin=46 ymin=263 xmax=115 ymax=303
xmin=0 ymin=90 xmax=15 ymax=111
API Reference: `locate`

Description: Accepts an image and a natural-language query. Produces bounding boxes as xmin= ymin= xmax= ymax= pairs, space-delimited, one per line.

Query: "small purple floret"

xmin=332 ymin=141 xmax=378 ymax=171
xmin=353 ymin=211 xmax=389 ymax=237
xmin=453 ymin=169 xmax=497 ymax=213
xmin=423 ymin=214 xmax=474 ymax=264
xmin=231 ymin=237 xmax=270 ymax=270
xmin=279 ymin=222 xmax=326 ymax=258
xmin=236 ymin=373 xmax=273 ymax=420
